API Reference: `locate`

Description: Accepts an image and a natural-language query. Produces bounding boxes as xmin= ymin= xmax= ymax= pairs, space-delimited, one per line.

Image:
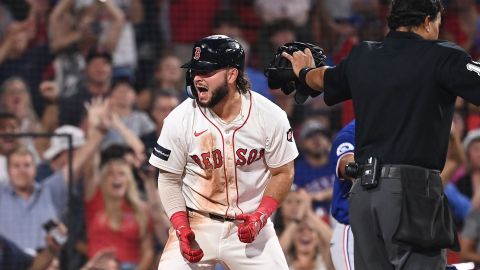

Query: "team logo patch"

xmin=336 ymin=142 xmax=354 ymax=156
xmin=153 ymin=144 xmax=172 ymax=161
xmin=193 ymin=47 xmax=201 ymax=60
xmin=466 ymin=60 xmax=480 ymax=76
xmin=286 ymin=128 xmax=293 ymax=142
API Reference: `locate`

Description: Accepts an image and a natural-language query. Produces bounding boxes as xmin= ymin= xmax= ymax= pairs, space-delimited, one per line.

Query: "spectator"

xmin=36 ymin=125 xmax=85 ymax=181
xmin=59 ymin=50 xmax=113 ymax=126
xmin=0 ymin=112 xmax=20 ymax=183
xmin=459 ymin=208 xmax=480 ymax=265
xmin=109 ymin=0 xmax=144 ymax=80
xmin=256 ymin=19 xmax=298 ymax=72
xmin=441 ymin=0 xmax=480 ymax=60
xmin=278 ymin=191 xmax=334 ymax=270
xmin=0 ymin=147 xmax=66 ymax=254
xmin=74 ymin=0 xmax=125 ymax=57
xmin=456 ymin=129 xmax=480 ymax=199
xmin=166 ymin=0 xmax=220 ymax=62
xmin=48 ymin=0 xmax=92 ymax=99
xmin=0 ymin=102 xmax=105 ymax=253
xmin=294 ymin=120 xmax=334 ymax=218
xmin=260 ymin=20 xmax=306 ymax=128
xmin=211 ymin=8 xmax=272 ymax=100
xmin=84 ymin=158 xmax=155 ymax=270
xmin=102 ymin=78 xmax=155 ymax=149
xmin=0 ymin=77 xmax=48 ymax=163
xmin=286 ymin=219 xmax=334 ymax=270
xmin=254 ymin=0 xmax=312 ymax=27
xmin=0 ymin=221 xmax=67 ymax=270
xmin=99 ymin=144 xmax=171 ymax=248
xmin=274 ymin=188 xmax=311 ymax=238
xmin=140 ymin=91 xmax=179 ymax=156
xmin=80 ymin=249 xmax=120 ymax=270
xmin=0 ymin=19 xmax=52 ymax=113
xmin=136 ymin=54 xmax=182 ymax=111
xmin=72 ymin=0 xmax=142 ymax=80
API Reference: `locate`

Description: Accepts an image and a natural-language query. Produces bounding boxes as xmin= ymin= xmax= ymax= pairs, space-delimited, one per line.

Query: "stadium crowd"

xmin=0 ymin=0 xmax=480 ymax=269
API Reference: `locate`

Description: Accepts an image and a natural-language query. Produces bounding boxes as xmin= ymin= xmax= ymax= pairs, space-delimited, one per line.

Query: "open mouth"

xmin=196 ymin=85 xmax=208 ymax=93
xmin=111 ymin=182 xmax=124 ymax=189
xmin=299 ymin=238 xmax=312 ymax=245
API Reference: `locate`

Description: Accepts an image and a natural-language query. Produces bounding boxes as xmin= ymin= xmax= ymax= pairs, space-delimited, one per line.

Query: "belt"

xmin=380 ymin=164 xmax=440 ymax=178
xmin=186 ymin=207 xmax=236 ymax=222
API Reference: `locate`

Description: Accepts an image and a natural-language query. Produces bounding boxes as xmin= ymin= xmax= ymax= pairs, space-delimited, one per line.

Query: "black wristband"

xmin=299 ymin=67 xmax=315 ymax=85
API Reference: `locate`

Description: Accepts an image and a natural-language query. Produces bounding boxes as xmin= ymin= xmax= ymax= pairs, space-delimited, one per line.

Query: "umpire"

xmin=279 ymin=0 xmax=480 ymax=269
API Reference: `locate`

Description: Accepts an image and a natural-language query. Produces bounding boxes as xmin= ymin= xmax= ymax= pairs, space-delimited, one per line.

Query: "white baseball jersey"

xmin=149 ymin=91 xmax=298 ymax=217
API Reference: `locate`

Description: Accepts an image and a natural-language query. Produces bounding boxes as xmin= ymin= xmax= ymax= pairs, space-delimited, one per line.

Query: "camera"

xmin=43 ymin=219 xmax=67 ymax=246
xmin=360 ymin=156 xmax=380 ymax=189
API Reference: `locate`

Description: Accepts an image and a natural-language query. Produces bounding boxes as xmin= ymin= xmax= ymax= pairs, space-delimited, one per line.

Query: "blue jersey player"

xmin=329 ymin=120 xmax=355 ymax=270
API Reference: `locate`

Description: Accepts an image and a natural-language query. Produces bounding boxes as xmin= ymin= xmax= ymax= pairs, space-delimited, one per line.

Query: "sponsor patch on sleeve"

xmin=153 ymin=144 xmax=171 ymax=161
xmin=286 ymin=128 xmax=293 ymax=142
xmin=336 ymin=142 xmax=354 ymax=156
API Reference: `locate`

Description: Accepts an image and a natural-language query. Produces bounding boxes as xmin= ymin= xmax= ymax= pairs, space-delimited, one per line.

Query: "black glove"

xmin=264 ymin=41 xmax=326 ymax=103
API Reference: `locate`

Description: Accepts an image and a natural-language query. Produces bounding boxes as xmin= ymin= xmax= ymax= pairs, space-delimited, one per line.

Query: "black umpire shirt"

xmin=323 ymin=30 xmax=480 ymax=171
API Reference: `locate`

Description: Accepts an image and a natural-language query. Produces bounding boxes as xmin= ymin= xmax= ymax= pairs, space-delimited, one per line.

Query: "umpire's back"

xmin=324 ymin=1 xmax=480 ymax=171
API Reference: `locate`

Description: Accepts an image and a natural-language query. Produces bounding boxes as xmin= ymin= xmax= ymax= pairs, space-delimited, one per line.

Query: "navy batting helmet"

xmin=182 ymin=35 xmax=245 ymax=98
xmin=182 ymin=35 xmax=245 ymax=71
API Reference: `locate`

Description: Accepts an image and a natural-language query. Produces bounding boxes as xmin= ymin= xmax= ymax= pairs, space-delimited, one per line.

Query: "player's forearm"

xmin=264 ymin=161 xmax=295 ymax=204
xmin=157 ymin=170 xmax=186 ymax=218
xmin=306 ymin=66 xmax=329 ymax=91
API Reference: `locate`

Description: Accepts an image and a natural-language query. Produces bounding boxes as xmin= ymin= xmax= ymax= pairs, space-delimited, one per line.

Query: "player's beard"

xmin=196 ymin=78 xmax=229 ymax=108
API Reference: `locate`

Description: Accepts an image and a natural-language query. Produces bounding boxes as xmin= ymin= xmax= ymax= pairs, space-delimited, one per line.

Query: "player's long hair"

xmin=387 ymin=0 xmax=444 ymax=31
xmin=99 ymin=159 xmax=149 ymax=237
xmin=236 ymin=70 xmax=250 ymax=94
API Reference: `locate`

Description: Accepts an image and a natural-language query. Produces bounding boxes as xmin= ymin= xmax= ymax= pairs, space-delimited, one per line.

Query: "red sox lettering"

xmin=190 ymin=148 xmax=265 ymax=169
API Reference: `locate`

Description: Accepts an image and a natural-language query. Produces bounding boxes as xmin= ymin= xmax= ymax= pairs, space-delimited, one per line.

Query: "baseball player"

xmin=329 ymin=120 xmax=355 ymax=270
xmin=149 ymin=35 xmax=298 ymax=269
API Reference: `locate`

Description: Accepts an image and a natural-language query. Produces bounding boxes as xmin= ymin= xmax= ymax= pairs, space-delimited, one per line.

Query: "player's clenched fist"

xmin=171 ymin=211 xmax=204 ymax=263
xmin=236 ymin=196 xmax=279 ymax=243
xmin=236 ymin=211 xmax=268 ymax=243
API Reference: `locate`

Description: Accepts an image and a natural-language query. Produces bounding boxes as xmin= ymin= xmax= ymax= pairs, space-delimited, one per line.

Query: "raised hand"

xmin=39 ymin=81 xmax=60 ymax=103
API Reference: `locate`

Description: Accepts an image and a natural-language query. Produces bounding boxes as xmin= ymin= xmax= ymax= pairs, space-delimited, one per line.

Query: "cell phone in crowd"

xmin=42 ymin=219 xmax=67 ymax=246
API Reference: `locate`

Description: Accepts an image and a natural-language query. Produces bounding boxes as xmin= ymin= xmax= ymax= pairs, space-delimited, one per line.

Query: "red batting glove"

xmin=170 ymin=211 xmax=204 ymax=263
xmin=236 ymin=196 xmax=279 ymax=243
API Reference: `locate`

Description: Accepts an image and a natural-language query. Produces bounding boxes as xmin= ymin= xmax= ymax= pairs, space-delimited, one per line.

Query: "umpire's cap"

xmin=181 ymin=35 xmax=245 ymax=72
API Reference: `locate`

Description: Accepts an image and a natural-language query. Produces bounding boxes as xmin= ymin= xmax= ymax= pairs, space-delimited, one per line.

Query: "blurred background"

xmin=1 ymin=0 xmax=480 ymax=269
